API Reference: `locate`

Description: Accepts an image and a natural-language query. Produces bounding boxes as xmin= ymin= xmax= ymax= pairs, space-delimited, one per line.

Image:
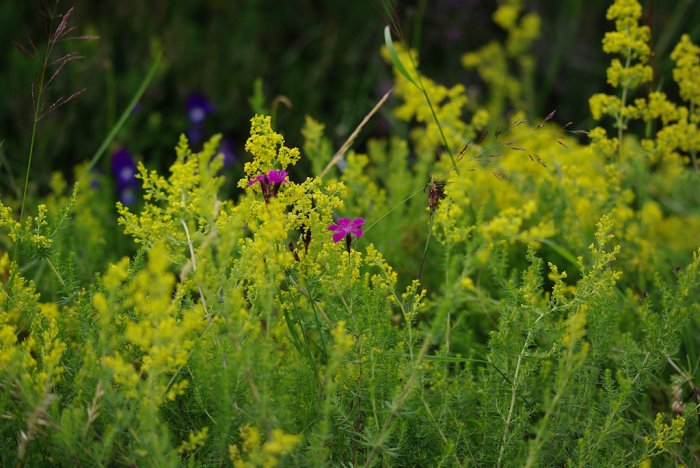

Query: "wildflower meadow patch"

xmin=1 ymin=0 xmax=699 ymax=466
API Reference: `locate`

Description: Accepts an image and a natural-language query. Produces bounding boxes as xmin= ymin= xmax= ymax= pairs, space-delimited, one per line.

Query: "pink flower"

xmin=247 ymin=169 xmax=288 ymax=203
xmin=247 ymin=174 xmax=267 ymax=187
xmin=267 ymin=169 xmax=289 ymax=184
xmin=328 ymin=217 xmax=365 ymax=252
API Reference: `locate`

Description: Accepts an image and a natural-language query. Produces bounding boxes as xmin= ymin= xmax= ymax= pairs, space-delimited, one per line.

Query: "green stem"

xmin=497 ymin=330 xmax=532 ymax=468
xmin=16 ymin=52 xmax=49 ymax=265
xmin=44 ymin=257 xmax=65 ymax=286
xmin=363 ymin=333 xmax=433 ymax=468
xmin=181 ymin=218 xmax=210 ymax=321
xmin=616 ymin=46 xmax=633 ymax=162
xmin=7 ymin=34 xmax=52 ymax=310
xmin=417 ymin=213 xmax=434 ymax=282
xmin=83 ymin=49 xmax=162 ymax=175
xmin=690 ymin=101 xmax=698 ymax=172
xmin=416 ymin=73 xmax=460 ymax=174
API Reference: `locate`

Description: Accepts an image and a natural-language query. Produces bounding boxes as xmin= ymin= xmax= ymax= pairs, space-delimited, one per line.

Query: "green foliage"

xmin=1 ymin=1 xmax=700 ymax=465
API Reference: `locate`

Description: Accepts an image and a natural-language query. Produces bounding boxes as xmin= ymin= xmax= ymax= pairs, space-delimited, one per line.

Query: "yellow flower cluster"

xmin=0 ymin=202 xmax=53 ymax=253
xmin=383 ymin=45 xmax=470 ymax=156
xmin=330 ymin=320 xmax=355 ymax=353
xmin=672 ymin=35 xmax=700 ymax=107
xmin=589 ymin=0 xmax=652 ymax=159
xmin=363 ymin=243 xmax=396 ymax=289
xmin=178 ymin=427 xmax=209 ymax=456
xmin=301 ymin=116 xmax=333 ymax=175
xmin=118 ymin=134 xmax=227 ymax=267
xmin=461 ymin=1 xmax=540 ymax=116
xmin=96 ymin=244 xmax=204 ymax=403
xmin=239 ymin=115 xmax=301 ymax=187
xmin=0 ymin=265 xmax=68 ymax=404
xmin=646 ymin=413 xmax=685 ymax=453
xmin=492 ymin=1 xmax=540 ymax=57
xmin=602 ymin=0 xmax=650 ymax=61
xmin=228 ymin=425 xmax=301 ymax=467
xmin=590 ymin=0 xmax=700 ymax=166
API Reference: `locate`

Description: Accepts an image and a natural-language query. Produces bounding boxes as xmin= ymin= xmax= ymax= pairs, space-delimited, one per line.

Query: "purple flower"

xmin=444 ymin=26 xmax=462 ymax=43
xmin=89 ymin=167 xmax=103 ymax=190
xmin=111 ymin=147 xmax=137 ymax=189
xmin=111 ymin=147 xmax=139 ymax=205
xmin=186 ymin=92 xmax=214 ymax=124
xmin=267 ymin=169 xmax=289 ymax=184
xmin=119 ymin=186 xmax=138 ymax=206
xmin=217 ymin=137 xmax=236 ymax=167
xmin=328 ymin=217 xmax=365 ymax=252
xmin=247 ymin=169 xmax=289 ymax=203
xmin=186 ymin=123 xmax=205 ymax=146
xmin=247 ymin=174 xmax=267 ymax=187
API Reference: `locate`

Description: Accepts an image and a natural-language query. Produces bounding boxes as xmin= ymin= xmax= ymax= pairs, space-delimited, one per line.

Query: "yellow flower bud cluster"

xmin=591 ymin=0 xmax=699 ymax=166
xmin=461 ymin=1 xmax=540 ymax=117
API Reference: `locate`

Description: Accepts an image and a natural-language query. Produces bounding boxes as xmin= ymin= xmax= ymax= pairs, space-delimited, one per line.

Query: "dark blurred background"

xmin=1 ymin=0 xmax=699 ymax=192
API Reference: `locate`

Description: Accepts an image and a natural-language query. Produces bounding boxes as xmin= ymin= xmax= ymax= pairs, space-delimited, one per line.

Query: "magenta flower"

xmin=247 ymin=169 xmax=289 ymax=203
xmin=247 ymin=174 xmax=267 ymax=187
xmin=267 ymin=169 xmax=289 ymax=184
xmin=328 ymin=217 xmax=365 ymax=252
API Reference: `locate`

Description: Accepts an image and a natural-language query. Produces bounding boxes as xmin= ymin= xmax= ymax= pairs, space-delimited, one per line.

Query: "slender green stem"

xmin=411 ymin=0 xmax=428 ymax=51
xmin=417 ymin=213 xmax=434 ymax=282
xmin=181 ymin=218 xmax=210 ymax=321
xmin=616 ymin=47 xmax=633 ymax=162
xmin=415 ymin=71 xmax=460 ymax=174
xmin=444 ymin=247 xmax=451 ymax=353
xmin=83 ymin=50 xmax=162 ymax=175
xmin=16 ymin=52 xmax=49 ymax=267
xmin=44 ymin=256 xmax=65 ymax=286
xmin=7 ymin=32 xmax=53 ymax=309
xmin=497 ymin=330 xmax=532 ymax=468
xmin=281 ymin=277 xmax=318 ymax=374
xmin=690 ymin=101 xmax=698 ymax=171
xmin=363 ymin=333 xmax=433 ymax=467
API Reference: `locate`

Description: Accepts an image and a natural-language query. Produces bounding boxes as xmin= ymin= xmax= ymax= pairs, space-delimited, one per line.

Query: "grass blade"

xmin=83 ymin=49 xmax=163 ymax=175
xmin=384 ymin=26 xmax=417 ymax=88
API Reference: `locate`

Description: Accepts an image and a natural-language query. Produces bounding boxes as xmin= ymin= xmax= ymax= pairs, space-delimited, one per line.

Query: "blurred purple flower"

xmin=111 ymin=147 xmax=139 ymax=205
xmin=89 ymin=167 xmax=103 ymax=190
xmin=186 ymin=92 xmax=214 ymax=125
xmin=444 ymin=26 xmax=462 ymax=43
xmin=447 ymin=0 xmax=480 ymax=7
xmin=119 ymin=186 xmax=138 ymax=206
xmin=111 ymin=147 xmax=137 ymax=189
xmin=217 ymin=137 xmax=236 ymax=167
xmin=186 ymin=123 xmax=205 ymax=146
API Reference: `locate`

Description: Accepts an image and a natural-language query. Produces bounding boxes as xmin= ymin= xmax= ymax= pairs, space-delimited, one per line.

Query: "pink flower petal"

xmin=267 ymin=169 xmax=288 ymax=184
xmin=350 ymin=227 xmax=363 ymax=238
xmin=248 ymin=174 xmax=265 ymax=186
xmin=336 ymin=218 xmax=351 ymax=228
xmin=328 ymin=224 xmax=340 ymax=231
xmin=332 ymin=231 xmax=346 ymax=243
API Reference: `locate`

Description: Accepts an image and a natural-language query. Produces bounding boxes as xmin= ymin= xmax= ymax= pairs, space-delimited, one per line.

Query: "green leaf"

xmin=538 ymin=238 xmax=580 ymax=270
xmin=384 ymin=25 xmax=418 ymax=88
